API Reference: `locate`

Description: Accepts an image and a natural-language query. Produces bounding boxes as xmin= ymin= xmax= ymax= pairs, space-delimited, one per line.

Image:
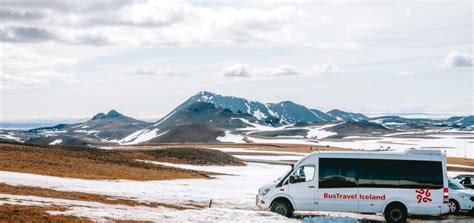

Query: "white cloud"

xmin=267 ymin=65 xmax=300 ymax=76
xmin=220 ymin=64 xmax=301 ymax=77
xmin=311 ymin=63 xmax=342 ymax=75
xmin=221 ymin=63 xmax=340 ymax=78
xmin=0 ymin=72 xmax=49 ymax=89
xmin=0 ymin=1 xmax=307 ymax=47
xmin=0 ymin=1 xmax=365 ymax=49
xmin=442 ymin=51 xmax=473 ymax=68
xmin=123 ymin=66 xmax=179 ymax=76
xmin=1 ymin=44 xmax=76 ymax=72
xmin=0 ymin=44 xmax=76 ymax=89
xmin=220 ymin=64 xmax=251 ymax=77
xmin=0 ymin=26 xmax=55 ymax=43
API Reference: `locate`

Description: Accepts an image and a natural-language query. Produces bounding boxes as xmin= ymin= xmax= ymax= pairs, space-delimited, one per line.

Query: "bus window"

xmin=358 ymin=159 xmax=443 ymax=189
xmin=290 ymin=165 xmax=315 ymax=184
xmin=319 ymin=158 xmax=358 ymax=188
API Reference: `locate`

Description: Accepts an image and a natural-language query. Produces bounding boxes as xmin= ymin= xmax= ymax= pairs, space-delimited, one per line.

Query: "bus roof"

xmin=311 ymin=148 xmax=445 ymax=161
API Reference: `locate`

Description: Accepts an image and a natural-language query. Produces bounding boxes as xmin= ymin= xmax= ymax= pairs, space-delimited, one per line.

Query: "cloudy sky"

xmin=0 ymin=0 xmax=472 ymax=120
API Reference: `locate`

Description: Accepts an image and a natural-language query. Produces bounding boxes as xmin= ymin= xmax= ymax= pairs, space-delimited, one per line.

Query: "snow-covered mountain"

xmin=120 ymin=101 xmax=268 ymax=144
xmin=267 ymin=101 xmax=335 ymax=123
xmin=173 ymin=91 xmax=338 ymax=124
xmin=173 ymin=91 xmax=277 ymax=121
xmin=1 ymin=91 xmax=472 ymax=146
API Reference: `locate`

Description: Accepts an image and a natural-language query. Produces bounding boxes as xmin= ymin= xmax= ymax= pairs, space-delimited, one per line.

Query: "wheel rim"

xmin=449 ymin=202 xmax=457 ymax=213
xmin=390 ymin=209 xmax=402 ymax=221
xmin=275 ymin=206 xmax=287 ymax=216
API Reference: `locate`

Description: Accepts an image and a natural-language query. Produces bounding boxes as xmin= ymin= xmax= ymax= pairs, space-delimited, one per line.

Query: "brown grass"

xmin=113 ymin=143 xmax=349 ymax=153
xmin=0 ymin=142 xmax=209 ymax=180
xmin=141 ymin=148 xmax=246 ymax=166
xmin=447 ymin=166 xmax=474 ymax=172
xmin=0 ymin=183 xmax=196 ymax=210
xmin=0 ymin=204 xmax=89 ymax=222
xmin=112 ymin=143 xmax=474 ymax=172
xmin=118 ymin=147 xmax=245 ymax=166
xmin=447 ymin=157 xmax=474 ymax=167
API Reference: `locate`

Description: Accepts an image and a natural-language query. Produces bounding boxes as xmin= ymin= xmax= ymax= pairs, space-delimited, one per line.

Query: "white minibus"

xmin=256 ymin=148 xmax=449 ymax=223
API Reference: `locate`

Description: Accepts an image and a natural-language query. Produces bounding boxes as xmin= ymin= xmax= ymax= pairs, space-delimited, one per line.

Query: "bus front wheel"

xmin=270 ymin=200 xmax=293 ymax=218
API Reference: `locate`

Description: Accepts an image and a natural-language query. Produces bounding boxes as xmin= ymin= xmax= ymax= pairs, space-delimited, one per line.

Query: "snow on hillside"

xmin=120 ymin=128 xmax=162 ymax=145
xmin=244 ymin=130 xmax=474 ymax=159
xmin=247 ymin=136 xmax=319 ymax=145
xmin=315 ymin=135 xmax=474 ymax=159
xmin=306 ymin=124 xmax=338 ymax=139
xmin=49 ymin=139 xmax=63 ymax=145
xmin=217 ymin=131 xmax=245 ymax=143
xmin=0 ymin=132 xmax=22 ymax=142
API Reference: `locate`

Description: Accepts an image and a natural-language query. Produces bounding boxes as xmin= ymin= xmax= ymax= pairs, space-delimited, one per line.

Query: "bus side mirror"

xmin=289 ymin=175 xmax=295 ymax=184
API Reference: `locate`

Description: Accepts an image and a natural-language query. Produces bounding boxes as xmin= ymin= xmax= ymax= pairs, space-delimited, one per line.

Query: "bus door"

xmin=287 ymin=164 xmax=317 ymax=211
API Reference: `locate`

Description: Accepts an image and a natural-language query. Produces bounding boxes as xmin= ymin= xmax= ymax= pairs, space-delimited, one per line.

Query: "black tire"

xmin=384 ymin=203 xmax=408 ymax=223
xmin=270 ymin=200 xmax=293 ymax=218
xmin=449 ymin=199 xmax=460 ymax=214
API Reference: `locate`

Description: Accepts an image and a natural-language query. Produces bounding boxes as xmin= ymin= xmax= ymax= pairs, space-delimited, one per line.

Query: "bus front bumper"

xmin=256 ymin=194 xmax=270 ymax=209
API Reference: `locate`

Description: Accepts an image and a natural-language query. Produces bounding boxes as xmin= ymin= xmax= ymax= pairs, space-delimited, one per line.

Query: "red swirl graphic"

xmin=415 ymin=189 xmax=432 ymax=203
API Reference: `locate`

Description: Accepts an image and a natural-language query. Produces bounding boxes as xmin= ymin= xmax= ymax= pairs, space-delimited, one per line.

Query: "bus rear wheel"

xmin=384 ymin=203 xmax=408 ymax=223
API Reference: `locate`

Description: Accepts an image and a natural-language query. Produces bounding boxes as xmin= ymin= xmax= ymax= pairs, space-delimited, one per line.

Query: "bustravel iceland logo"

xmin=323 ymin=193 xmax=386 ymax=200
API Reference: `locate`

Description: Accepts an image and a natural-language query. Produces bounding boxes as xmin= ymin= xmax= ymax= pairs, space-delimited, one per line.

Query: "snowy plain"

xmin=0 ymin=162 xmax=289 ymax=210
xmin=0 ymin=194 xmax=295 ymax=222
xmin=1 ymin=146 xmax=473 ymax=222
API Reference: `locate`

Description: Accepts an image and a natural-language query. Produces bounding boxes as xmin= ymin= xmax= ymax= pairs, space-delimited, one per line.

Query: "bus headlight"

xmin=262 ymin=188 xmax=271 ymax=196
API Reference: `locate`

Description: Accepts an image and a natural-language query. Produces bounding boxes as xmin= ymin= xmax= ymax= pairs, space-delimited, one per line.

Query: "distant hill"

xmin=446 ymin=115 xmax=474 ymax=128
xmin=22 ymin=110 xmax=152 ymax=146
xmin=327 ymin=109 xmax=369 ymax=122
xmin=325 ymin=121 xmax=397 ymax=138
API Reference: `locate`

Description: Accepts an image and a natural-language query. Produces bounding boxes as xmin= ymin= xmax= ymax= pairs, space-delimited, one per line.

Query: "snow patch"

xmin=0 ymin=162 xmax=290 ymax=210
xmin=306 ymin=124 xmax=338 ymax=139
xmin=253 ymin=109 xmax=267 ymax=120
xmin=49 ymin=139 xmax=63 ymax=145
xmin=217 ymin=131 xmax=245 ymax=143
xmin=39 ymin=130 xmax=67 ymax=137
xmin=121 ymin=128 xmax=163 ymax=145
xmin=73 ymin=130 xmax=100 ymax=135
xmin=0 ymin=133 xmax=22 ymax=142
xmin=0 ymin=194 xmax=293 ymax=222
